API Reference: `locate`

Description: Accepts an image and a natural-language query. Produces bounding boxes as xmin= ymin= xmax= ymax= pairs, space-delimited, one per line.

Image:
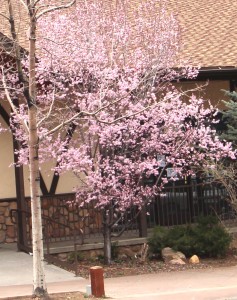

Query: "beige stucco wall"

xmin=0 ymin=115 xmax=81 ymax=199
xmin=0 ymin=128 xmax=16 ymax=198
xmin=23 ymin=162 xmax=80 ymax=197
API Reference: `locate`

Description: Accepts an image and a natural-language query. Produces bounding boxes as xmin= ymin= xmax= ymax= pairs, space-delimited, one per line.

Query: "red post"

xmin=90 ymin=266 xmax=105 ymax=297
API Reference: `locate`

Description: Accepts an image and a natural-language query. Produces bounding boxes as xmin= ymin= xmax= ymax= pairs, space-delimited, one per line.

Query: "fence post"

xmin=138 ymin=206 xmax=147 ymax=237
xmin=90 ymin=266 xmax=105 ymax=297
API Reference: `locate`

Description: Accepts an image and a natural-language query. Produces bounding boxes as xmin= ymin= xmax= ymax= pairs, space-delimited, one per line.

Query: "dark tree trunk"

xmin=103 ymin=208 xmax=112 ymax=265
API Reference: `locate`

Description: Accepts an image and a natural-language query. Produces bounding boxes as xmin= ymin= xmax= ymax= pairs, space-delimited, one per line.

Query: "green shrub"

xmin=148 ymin=216 xmax=232 ymax=258
xmin=148 ymin=226 xmax=168 ymax=256
xmin=192 ymin=216 xmax=232 ymax=257
xmin=165 ymin=225 xmax=196 ymax=257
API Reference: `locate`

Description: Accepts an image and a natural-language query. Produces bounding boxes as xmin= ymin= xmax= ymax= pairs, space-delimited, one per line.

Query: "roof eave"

xmin=195 ymin=67 xmax=237 ymax=81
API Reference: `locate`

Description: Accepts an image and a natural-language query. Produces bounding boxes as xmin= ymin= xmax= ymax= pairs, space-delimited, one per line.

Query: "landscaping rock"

xmin=169 ymin=258 xmax=186 ymax=265
xmin=161 ymin=247 xmax=186 ymax=264
xmin=189 ymin=255 xmax=200 ymax=264
xmin=118 ymin=254 xmax=128 ymax=261
xmin=119 ymin=247 xmax=135 ymax=259
xmin=58 ymin=253 xmax=68 ymax=261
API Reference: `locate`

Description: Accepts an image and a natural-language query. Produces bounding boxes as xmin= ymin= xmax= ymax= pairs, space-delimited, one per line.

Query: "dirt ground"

xmin=66 ymin=250 xmax=237 ymax=279
xmin=3 ymin=292 xmax=99 ymax=299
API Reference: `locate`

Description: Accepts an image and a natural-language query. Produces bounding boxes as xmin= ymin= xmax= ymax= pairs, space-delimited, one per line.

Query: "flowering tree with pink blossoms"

xmin=0 ymin=0 xmax=235 ymax=290
xmin=36 ymin=0 xmax=201 ymax=264
xmin=35 ymin=2 xmax=235 ymax=265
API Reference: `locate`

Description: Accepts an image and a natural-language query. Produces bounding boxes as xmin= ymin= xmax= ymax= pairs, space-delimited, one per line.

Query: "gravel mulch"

xmin=66 ymin=252 xmax=237 ymax=279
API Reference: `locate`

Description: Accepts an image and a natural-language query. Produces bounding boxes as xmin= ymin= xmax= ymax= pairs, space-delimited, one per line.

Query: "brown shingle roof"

xmin=0 ymin=0 xmax=28 ymax=51
xmin=0 ymin=0 xmax=80 ymax=52
xmin=168 ymin=0 xmax=237 ymax=68
xmin=0 ymin=0 xmax=237 ymax=68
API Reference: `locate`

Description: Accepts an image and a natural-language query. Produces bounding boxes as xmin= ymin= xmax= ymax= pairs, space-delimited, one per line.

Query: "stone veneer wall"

xmin=0 ymin=194 xmax=103 ymax=245
xmin=27 ymin=194 xmax=103 ymax=239
xmin=0 ymin=194 xmax=136 ymax=245
xmin=0 ymin=200 xmax=17 ymax=243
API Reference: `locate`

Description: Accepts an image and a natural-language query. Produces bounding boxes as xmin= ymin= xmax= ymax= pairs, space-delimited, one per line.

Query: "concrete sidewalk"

xmin=0 ymin=243 xmax=88 ymax=298
xmin=1 ymin=243 xmax=237 ymax=299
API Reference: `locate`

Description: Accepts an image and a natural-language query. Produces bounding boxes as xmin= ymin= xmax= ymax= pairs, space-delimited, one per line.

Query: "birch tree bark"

xmin=27 ymin=1 xmax=47 ymax=296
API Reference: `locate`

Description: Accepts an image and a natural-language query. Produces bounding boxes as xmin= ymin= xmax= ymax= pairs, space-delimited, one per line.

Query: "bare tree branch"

xmin=0 ymin=12 xmax=10 ymax=21
xmin=95 ymin=103 xmax=156 ymax=125
xmin=203 ymin=160 xmax=237 ymax=211
xmin=19 ymin=0 xmax=28 ymax=10
xmin=37 ymin=84 xmax=56 ymax=127
xmin=36 ymin=0 xmax=76 ymax=20
xmin=1 ymin=66 xmax=29 ymax=133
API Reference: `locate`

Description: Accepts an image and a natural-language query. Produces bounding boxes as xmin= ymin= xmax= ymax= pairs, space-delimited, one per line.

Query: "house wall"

xmin=23 ymin=162 xmax=81 ymax=197
xmin=0 ymin=127 xmax=80 ymax=243
xmin=0 ymin=105 xmax=80 ymax=243
xmin=0 ymin=129 xmax=16 ymax=198
xmin=175 ymin=80 xmax=230 ymax=109
xmin=0 ymin=131 xmax=80 ymax=199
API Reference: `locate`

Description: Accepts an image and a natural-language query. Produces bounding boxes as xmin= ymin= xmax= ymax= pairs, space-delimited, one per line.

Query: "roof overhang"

xmin=192 ymin=67 xmax=237 ymax=81
xmin=0 ymin=32 xmax=27 ymax=59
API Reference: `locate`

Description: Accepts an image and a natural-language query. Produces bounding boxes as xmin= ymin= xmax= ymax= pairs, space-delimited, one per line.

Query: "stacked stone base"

xmin=55 ymin=244 xmax=144 ymax=262
xmin=0 ymin=201 xmax=17 ymax=243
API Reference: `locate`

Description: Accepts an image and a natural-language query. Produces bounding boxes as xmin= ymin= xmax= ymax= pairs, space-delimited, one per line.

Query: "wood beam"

xmin=49 ymin=123 xmax=77 ymax=195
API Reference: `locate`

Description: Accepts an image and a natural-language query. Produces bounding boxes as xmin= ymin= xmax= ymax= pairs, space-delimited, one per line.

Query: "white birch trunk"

xmin=29 ymin=107 xmax=47 ymax=297
xmin=28 ymin=3 xmax=47 ymax=296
